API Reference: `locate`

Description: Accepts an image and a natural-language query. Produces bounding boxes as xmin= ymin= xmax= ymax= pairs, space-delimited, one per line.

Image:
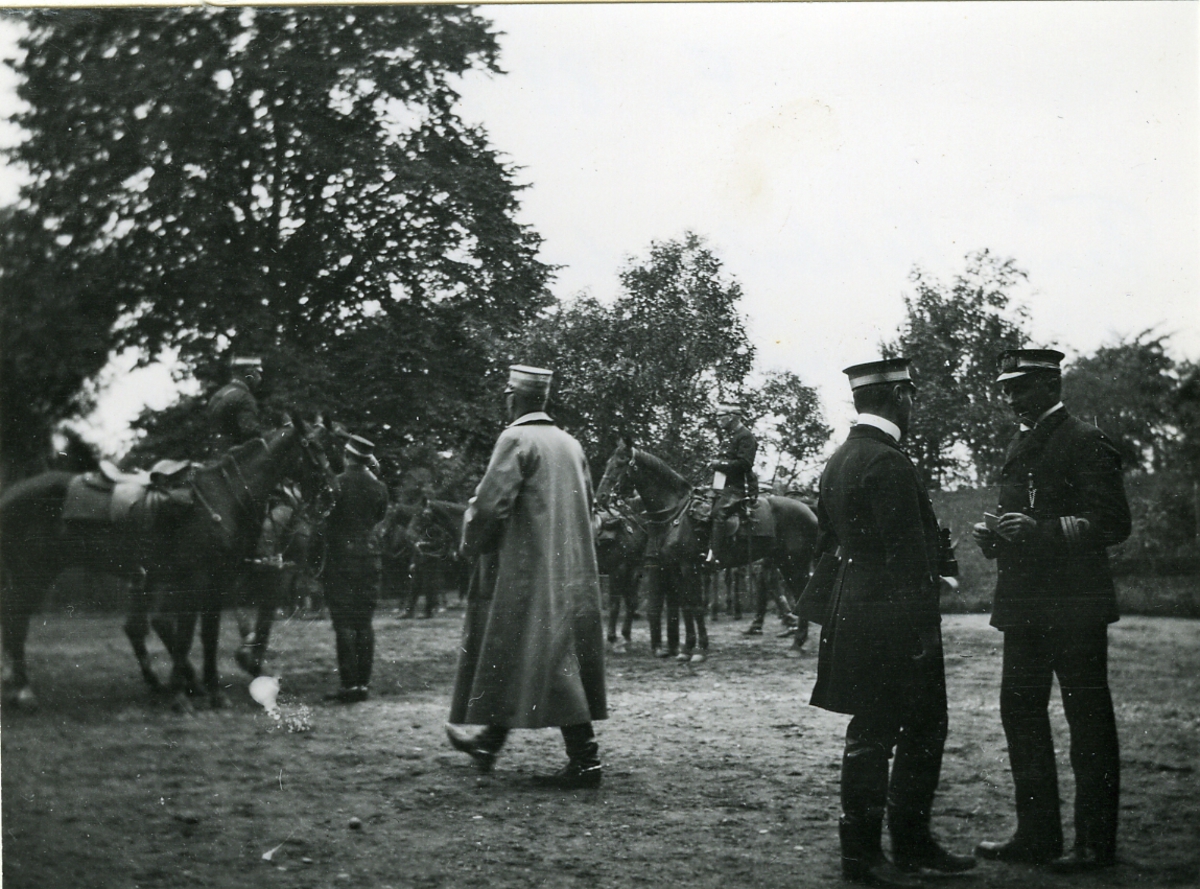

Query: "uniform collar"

xmin=1019 ymin=401 xmax=1064 ymax=433
xmin=509 ymin=411 xmax=554 ymax=427
xmin=855 ymin=413 xmax=902 ymax=443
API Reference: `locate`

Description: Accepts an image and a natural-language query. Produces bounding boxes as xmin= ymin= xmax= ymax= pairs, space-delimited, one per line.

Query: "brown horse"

xmin=0 ymin=417 xmax=334 ymax=708
xmin=596 ymin=438 xmax=818 ymax=660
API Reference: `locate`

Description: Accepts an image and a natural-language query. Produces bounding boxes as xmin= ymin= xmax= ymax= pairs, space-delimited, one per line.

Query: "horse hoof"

xmin=234 ymin=648 xmax=262 ymax=677
xmin=5 ymin=687 xmax=38 ymax=709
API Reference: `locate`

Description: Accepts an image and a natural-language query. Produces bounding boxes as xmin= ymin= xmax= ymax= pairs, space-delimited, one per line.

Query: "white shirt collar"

xmin=855 ymin=413 xmax=902 ymax=443
xmin=1019 ymin=401 xmax=1064 ymax=432
xmin=509 ymin=411 xmax=553 ymax=427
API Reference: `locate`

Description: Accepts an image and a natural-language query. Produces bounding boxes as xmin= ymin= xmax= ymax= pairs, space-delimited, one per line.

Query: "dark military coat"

xmin=988 ymin=408 xmax=1131 ymax=630
xmin=713 ymin=423 xmax=757 ymax=495
xmin=809 ymin=424 xmax=945 ymax=716
xmin=207 ymin=379 xmax=262 ymax=444
xmin=324 ymin=463 xmax=389 ymax=609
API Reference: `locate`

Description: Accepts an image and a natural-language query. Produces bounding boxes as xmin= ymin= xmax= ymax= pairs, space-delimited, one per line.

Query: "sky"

xmin=2 ymin=2 xmax=1197 ymax=453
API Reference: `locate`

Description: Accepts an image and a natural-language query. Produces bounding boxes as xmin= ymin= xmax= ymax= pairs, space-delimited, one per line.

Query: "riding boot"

xmin=889 ymin=805 xmax=976 ymax=874
xmin=531 ymin=723 xmax=602 ymax=788
xmin=840 ymin=816 xmax=921 ymax=888
xmin=333 ymin=627 xmax=359 ymax=697
xmin=354 ymin=622 xmax=374 ymax=691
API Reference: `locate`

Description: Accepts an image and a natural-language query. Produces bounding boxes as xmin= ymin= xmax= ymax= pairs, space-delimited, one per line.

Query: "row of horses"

xmin=0 ymin=428 xmax=818 ymax=710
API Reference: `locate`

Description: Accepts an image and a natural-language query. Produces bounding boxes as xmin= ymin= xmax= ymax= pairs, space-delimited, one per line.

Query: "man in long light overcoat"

xmin=446 ymin=364 xmax=607 ymax=789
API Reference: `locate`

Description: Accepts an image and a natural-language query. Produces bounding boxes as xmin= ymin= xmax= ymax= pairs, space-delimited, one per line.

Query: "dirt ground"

xmin=3 ymin=606 xmax=1198 ymax=889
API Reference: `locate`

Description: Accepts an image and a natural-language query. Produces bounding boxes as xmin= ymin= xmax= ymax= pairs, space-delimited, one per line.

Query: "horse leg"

xmin=123 ymin=569 xmax=163 ymax=692
xmin=199 ymin=594 xmax=226 ymax=708
xmin=621 ymin=567 xmax=637 ymax=644
xmin=689 ymin=569 xmax=708 ymax=657
xmin=1 ymin=597 xmax=38 ymax=708
xmin=645 ymin=567 xmax=665 ymax=656
xmin=664 ymin=573 xmax=681 ymax=658
xmin=604 ymin=575 xmax=620 ymax=645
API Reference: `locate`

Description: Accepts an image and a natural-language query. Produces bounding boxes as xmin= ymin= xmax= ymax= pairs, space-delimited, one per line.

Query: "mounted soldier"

xmin=207 ymin=356 xmax=265 ymax=453
xmin=706 ymin=400 xmax=759 ymax=564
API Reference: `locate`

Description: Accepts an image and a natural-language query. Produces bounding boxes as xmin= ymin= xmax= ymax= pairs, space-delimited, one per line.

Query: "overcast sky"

xmin=2 ymin=2 xmax=1197 ymax=451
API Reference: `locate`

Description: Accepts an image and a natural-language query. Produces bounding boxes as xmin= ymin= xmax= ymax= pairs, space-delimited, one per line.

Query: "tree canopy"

xmin=513 ymin=232 xmax=828 ymax=484
xmin=2 ymin=6 xmax=552 ymax=482
xmin=885 ymin=249 xmax=1031 ymax=486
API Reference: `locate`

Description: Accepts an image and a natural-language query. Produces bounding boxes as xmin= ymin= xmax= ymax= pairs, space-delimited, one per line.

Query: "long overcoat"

xmin=449 ymin=412 xmax=607 ymax=729
xmin=988 ymin=408 xmax=1131 ymax=630
xmin=809 ymin=424 xmax=945 ymax=716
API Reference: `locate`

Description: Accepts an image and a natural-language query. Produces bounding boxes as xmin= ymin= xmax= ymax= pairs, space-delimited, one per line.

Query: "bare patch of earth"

xmin=3 ymin=610 xmax=1198 ymax=888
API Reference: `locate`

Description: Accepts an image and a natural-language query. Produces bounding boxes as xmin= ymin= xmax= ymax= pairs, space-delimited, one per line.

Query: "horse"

xmin=0 ymin=416 xmax=334 ymax=708
xmin=596 ymin=438 xmax=819 ymax=660
xmin=404 ymin=499 xmax=467 ymax=617
xmin=593 ymin=503 xmax=649 ymax=653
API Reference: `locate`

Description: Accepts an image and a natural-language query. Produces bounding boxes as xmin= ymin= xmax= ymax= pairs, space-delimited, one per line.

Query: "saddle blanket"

xmin=62 ymin=472 xmax=192 ymax=528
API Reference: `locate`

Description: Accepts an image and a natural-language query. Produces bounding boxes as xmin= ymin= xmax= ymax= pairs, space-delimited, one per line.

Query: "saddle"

xmin=62 ymin=459 xmax=196 ymax=531
xmin=722 ymin=498 xmax=776 ymax=541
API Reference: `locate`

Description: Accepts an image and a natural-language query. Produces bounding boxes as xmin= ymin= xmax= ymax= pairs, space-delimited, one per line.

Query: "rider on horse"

xmin=207 ymin=356 xmax=266 ymax=453
xmin=706 ymin=400 xmax=758 ymax=564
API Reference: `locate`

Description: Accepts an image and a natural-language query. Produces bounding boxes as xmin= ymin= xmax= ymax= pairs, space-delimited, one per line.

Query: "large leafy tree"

xmin=885 ymin=249 xmax=1031 ymax=486
xmin=747 ymin=369 xmax=831 ymax=495
xmin=516 ymin=232 xmax=798 ymax=482
xmin=2 ymin=6 xmax=552 ymax=479
xmin=1061 ymin=331 xmax=1179 ymax=472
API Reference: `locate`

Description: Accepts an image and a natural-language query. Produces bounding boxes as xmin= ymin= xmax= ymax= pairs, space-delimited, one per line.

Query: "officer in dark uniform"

xmin=706 ymin=401 xmax=758 ymax=563
xmin=324 ymin=434 xmax=389 ymax=703
xmin=809 ymin=358 xmax=974 ymax=888
xmin=972 ymin=349 xmax=1131 ymax=873
xmin=207 ymin=356 xmax=265 ymax=451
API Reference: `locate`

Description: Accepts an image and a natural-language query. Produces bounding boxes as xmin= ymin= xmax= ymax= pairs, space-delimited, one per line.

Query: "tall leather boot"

xmin=353 ymin=622 xmax=374 ymax=700
xmin=532 ymin=723 xmax=602 ymax=788
xmin=840 ymin=816 xmax=921 ymax=888
xmin=330 ymin=626 xmax=359 ymax=701
xmin=889 ymin=806 xmax=976 ymax=874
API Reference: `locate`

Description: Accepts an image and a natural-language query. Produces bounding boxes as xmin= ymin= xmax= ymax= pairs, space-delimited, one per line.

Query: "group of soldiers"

xmin=212 ymin=348 xmax=1131 ymax=878
xmin=445 ymin=351 xmax=1131 ymax=883
xmin=209 ymin=357 xmax=390 ymax=703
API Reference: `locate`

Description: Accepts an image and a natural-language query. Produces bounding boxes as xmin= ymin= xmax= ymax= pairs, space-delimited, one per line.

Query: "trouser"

xmin=327 ymin=558 xmax=380 ymax=689
xmin=474 ymin=722 xmax=600 ymax=767
xmin=329 ymin=603 xmax=376 ymax=689
xmin=840 ymin=655 xmax=948 ymax=864
xmin=999 ymin=625 xmax=1119 ymax=858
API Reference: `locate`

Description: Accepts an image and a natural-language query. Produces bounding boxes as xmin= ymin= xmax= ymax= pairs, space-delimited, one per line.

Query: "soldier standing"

xmin=324 ymin=435 xmax=389 ymax=703
xmin=445 ymin=365 xmax=607 ymax=788
xmin=973 ymin=349 xmax=1131 ymax=872
xmin=809 ymin=358 xmax=975 ymax=887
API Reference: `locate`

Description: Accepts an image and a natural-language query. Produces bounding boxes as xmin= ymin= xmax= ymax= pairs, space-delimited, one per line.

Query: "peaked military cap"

xmin=506 ymin=364 xmax=553 ymax=395
xmin=716 ymin=401 xmax=744 ymax=416
xmin=231 ymin=356 xmax=263 ymax=369
xmin=996 ymin=348 xmax=1064 ymax=382
xmin=842 ymin=358 xmax=914 ymax=390
xmin=345 ymin=434 xmax=376 ymax=459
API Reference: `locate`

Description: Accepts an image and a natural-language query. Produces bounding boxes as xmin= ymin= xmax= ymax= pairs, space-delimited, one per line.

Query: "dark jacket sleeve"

xmin=866 ymin=450 xmax=941 ymax=630
xmin=1029 ymin=426 xmax=1132 ymax=554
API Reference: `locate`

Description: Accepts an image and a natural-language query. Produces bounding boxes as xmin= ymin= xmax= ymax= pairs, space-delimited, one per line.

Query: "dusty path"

xmin=3 ymin=610 xmax=1198 ymax=888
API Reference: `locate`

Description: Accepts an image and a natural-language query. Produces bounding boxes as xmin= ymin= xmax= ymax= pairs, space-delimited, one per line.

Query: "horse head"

xmin=596 ymin=437 xmax=635 ymax=507
xmin=285 ymin=412 xmax=337 ymax=517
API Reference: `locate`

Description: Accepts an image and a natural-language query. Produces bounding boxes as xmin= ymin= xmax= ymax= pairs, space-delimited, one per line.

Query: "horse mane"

xmin=632 ymin=448 xmax=692 ymax=494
